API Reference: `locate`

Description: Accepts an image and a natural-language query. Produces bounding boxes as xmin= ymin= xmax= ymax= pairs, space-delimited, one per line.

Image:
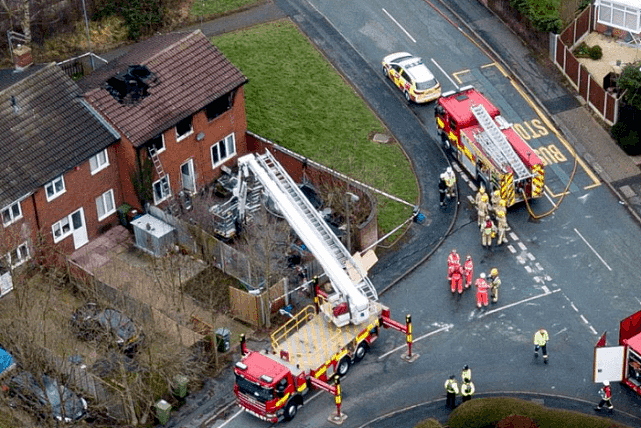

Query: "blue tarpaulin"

xmin=0 ymin=347 xmax=13 ymax=375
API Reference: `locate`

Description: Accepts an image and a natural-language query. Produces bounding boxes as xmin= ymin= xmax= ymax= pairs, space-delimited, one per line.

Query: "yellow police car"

xmin=382 ymin=52 xmax=441 ymax=103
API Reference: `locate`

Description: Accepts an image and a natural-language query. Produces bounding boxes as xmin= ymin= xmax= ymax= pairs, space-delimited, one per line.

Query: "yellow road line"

xmin=452 ymin=69 xmax=470 ymax=84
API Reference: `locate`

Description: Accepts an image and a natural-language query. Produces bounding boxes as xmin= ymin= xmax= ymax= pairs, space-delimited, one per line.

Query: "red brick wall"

xmin=31 ymin=144 xmax=122 ymax=254
xmin=114 ymin=137 xmax=142 ymax=212
xmin=151 ymin=87 xmax=248 ymax=196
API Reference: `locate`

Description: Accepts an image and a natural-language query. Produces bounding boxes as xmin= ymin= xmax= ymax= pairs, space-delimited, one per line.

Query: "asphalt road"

xmin=203 ymin=0 xmax=641 ymax=427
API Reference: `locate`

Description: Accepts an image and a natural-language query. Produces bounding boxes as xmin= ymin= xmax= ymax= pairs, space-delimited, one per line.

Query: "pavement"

xmin=100 ymin=1 xmax=641 ymax=426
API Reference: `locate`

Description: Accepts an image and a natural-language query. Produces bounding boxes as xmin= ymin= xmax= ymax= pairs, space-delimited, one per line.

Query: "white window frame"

xmin=1 ymin=201 xmax=23 ymax=227
xmin=149 ymin=134 xmax=165 ymax=154
xmin=52 ymin=214 xmax=73 ymax=243
xmin=7 ymin=242 xmax=30 ymax=268
xmin=175 ymin=116 xmax=193 ymax=142
xmin=152 ymin=176 xmax=171 ymax=205
xmin=210 ymin=133 xmax=236 ymax=169
xmin=45 ymin=176 xmax=66 ymax=202
xmin=96 ymin=189 xmax=116 ymax=221
xmin=597 ymin=0 xmax=641 ymax=33
xmin=89 ymin=149 xmax=110 ymax=175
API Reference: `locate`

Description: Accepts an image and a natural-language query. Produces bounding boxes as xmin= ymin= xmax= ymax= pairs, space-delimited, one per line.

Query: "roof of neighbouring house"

xmin=79 ymin=30 xmax=248 ymax=148
xmin=0 ymin=63 xmax=120 ymax=209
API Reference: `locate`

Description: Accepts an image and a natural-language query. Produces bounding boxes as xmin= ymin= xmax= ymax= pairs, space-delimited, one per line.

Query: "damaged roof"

xmin=80 ymin=30 xmax=248 ymax=147
xmin=0 ymin=63 xmax=120 ymax=209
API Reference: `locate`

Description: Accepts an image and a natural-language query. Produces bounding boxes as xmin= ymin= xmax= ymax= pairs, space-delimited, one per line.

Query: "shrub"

xmin=618 ymin=129 xmax=641 ymax=155
xmin=415 ymin=418 xmax=443 ymax=428
xmin=589 ymin=45 xmax=603 ymax=60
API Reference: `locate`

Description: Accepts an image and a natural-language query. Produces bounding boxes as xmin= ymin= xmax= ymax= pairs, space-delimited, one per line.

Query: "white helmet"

xmin=480 ymin=272 xmax=486 ymax=279
xmin=603 ymin=380 xmax=610 ymax=386
xmin=447 ymin=167 xmax=453 ymax=174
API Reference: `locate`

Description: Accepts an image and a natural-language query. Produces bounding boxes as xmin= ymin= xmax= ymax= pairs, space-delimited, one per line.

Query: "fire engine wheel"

xmin=354 ymin=342 xmax=368 ymax=362
xmin=440 ymin=132 xmax=451 ymax=151
xmin=337 ymin=357 xmax=351 ymax=377
xmin=283 ymin=400 xmax=298 ymax=421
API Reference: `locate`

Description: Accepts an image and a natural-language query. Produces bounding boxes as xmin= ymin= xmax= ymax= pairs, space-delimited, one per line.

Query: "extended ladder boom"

xmin=238 ymin=152 xmax=377 ymax=325
xmin=471 ymin=103 xmax=530 ymax=179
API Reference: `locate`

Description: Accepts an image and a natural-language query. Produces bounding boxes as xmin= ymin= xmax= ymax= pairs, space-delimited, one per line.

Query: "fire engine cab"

xmin=594 ymin=310 xmax=641 ymax=395
xmin=435 ymin=86 xmax=545 ymax=207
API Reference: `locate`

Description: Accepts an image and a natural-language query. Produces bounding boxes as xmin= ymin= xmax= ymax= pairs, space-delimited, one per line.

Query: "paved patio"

xmin=578 ymin=32 xmax=641 ymax=85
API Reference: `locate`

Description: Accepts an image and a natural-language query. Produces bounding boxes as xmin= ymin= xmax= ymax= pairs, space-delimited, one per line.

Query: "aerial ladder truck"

xmin=232 ymin=151 xmax=412 ymax=423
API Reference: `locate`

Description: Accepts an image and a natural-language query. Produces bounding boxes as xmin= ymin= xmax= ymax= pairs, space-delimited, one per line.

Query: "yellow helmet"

xmin=491 ymin=268 xmax=498 ymax=276
xmin=493 ymin=190 xmax=500 ymax=197
xmin=481 ymin=194 xmax=488 ymax=202
xmin=497 ymin=211 xmax=505 ymax=217
xmin=479 ymin=186 xmax=485 ymax=193
xmin=499 ymin=200 xmax=506 ymax=206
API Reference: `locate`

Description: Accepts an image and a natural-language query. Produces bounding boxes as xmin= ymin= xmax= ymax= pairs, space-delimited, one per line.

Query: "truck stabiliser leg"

xmin=381 ymin=312 xmax=419 ymax=362
xmin=309 ymin=375 xmax=347 ymax=425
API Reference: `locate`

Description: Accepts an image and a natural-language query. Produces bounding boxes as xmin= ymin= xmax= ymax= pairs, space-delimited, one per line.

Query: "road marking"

xmin=509 ymin=232 xmax=518 ymax=241
xmin=508 ymin=245 xmax=516 ymax=253
xmin=431 ymin=58 xmax=459 ymax=88
xmin=382 ymin=9 xmax=416 ymax=43
xmin=573 ymin=228 xmax=612 ymax=271
xmin=478 ymin=289 xmax=561 ymax=318
xmin=541 ymin=285 xmax=549 ymax=293
xmin=216 ymin=409 xmax=243 ymax=427
xmin=518 ymin=242 xmax=527 ymax=251
xmin=378 ymin=324 xmax=453 ymax=359
xmin=580 ymin=315 xmax=589 ymax=324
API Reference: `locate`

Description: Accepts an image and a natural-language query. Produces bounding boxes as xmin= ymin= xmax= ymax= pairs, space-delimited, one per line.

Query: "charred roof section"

xmin=104 ymin=65 xmax=159 ymax=105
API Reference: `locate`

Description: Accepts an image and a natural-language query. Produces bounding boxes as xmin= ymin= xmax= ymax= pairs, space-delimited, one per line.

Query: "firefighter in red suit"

xmin=463 ymin=255 xmax=473 ymax=289
xmin=447 ymin=249 xmax=460 ymax=280
xmin=450 ymin=263 xmax=464 ymax=294
xmin=475 ymin=273 xmax=490 ymax=308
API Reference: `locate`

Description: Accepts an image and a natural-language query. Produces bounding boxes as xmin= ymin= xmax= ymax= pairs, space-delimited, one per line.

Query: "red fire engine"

xmin=435 ymin=86 xmax=545 ymax=207
xmin=232 ymin=152 xmax=411 ymax=423
xmin=594 ymin=310 xmax=641 ymax=394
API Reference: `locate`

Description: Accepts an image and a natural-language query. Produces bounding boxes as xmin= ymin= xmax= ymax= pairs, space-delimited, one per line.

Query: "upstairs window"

xmin=45 ymin=176 xmax=66 ymax=202
xmin=89 ymin=149 xmax=110 ymax=175
xmin=2 ymin=201 xmax=22 ymax=227
xmin=148 ymin=134 xmax=165 ymax=154
xmin=176 ymin=117 xmax=193 ymax=142
xmin=211 ymin=134 xmax=236 ymax=168
xmin=206 ymin=92 xmax=234 ymax=121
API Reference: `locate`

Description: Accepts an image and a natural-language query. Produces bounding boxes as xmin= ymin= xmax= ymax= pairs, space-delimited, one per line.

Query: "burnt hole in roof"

xmin=103 ymin=65 xmax=159 ymax=105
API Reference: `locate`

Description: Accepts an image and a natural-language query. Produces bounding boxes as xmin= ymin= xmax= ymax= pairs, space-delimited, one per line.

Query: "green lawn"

xmin=212 ymin=21 xmax=418 ymax=236
xmin=191 ymin=0 xmax=262 ymax=18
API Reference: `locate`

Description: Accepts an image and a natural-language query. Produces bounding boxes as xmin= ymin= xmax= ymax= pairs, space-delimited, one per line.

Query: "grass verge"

xmin=447 ymin=397 xmax=633 ymax=428
xmin=190 ymin=0 xmax=262 ymax=18
xmin=212 ymin=21 xmax=418 ymax=235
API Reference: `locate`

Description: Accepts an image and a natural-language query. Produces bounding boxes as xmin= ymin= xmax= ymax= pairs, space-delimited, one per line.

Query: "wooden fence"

xmin=550 ymin=5 xmax=622 ymax=124
xmin=229 ymin=278 xmax=286 ymax=327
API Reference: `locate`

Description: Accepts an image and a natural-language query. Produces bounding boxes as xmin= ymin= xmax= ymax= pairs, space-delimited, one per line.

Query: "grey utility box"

xmin=131 ymin=214 xmax=175 ymax=257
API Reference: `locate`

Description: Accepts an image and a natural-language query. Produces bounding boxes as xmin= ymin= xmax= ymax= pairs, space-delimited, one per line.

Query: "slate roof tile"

xmin=0 ymin=64 xmax=119 ymax=208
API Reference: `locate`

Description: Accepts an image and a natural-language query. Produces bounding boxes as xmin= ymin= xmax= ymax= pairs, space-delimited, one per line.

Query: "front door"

xmin=71 ymin=208 xmax=88 ymax=249
xmin=181 ymin=159 xmax=196 ymax=194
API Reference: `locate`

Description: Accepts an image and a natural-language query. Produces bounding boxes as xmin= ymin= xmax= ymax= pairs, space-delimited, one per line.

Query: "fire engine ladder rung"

xmin=256 ymin=152 xmax=376 ymax=300
xmin=471 ymin=104 xmax=529 ymax=179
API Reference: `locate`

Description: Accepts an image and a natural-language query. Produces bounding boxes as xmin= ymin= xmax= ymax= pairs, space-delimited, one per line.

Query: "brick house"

xmin=78 ymin=30 xmax=249 ymax=214
xmin=0 ymin=60 xmax=121 ymax=293
xmin=0 ymin=30 xmax=249 ymax=297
